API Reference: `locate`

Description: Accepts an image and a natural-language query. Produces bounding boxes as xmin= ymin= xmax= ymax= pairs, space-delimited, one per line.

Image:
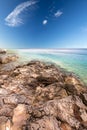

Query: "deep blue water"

xmin=17 ymin=49 xmax=87 ymax=84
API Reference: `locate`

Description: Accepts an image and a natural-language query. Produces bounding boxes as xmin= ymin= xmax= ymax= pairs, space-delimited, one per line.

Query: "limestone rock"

xmin=0 ymin=49 xmax=6 ymax=54
xmin=0 ymin=54 xmax=18 ymax=64
xmin=0 ymin=60 xmax=87 ymax=130
xmin=12 ymin=104 xmax=29 ymax=130
xmin=30 ymin=116 xmax=61 ymax=130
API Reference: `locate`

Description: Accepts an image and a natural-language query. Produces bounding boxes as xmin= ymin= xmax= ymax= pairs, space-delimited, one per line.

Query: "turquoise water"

xmin=17 ymin=49 xmax=87 ymax=84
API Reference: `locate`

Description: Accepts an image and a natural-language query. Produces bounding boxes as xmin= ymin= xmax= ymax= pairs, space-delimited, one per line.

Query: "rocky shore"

xmin=0 ymin=50 xmax=87 ymax=130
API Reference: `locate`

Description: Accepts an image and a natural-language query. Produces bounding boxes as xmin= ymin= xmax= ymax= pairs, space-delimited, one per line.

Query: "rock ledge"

xmin=0 ymin=57 xmax=87 ymax=130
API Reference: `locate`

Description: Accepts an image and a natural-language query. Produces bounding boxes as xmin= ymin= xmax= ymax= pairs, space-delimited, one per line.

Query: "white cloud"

xmin=43 ymin=20 xmax=48 ymax=25
xmin=54 ymin=10 xmax=63 ymax=17
xmin=5 ymin=0 xmax=38 ymax=27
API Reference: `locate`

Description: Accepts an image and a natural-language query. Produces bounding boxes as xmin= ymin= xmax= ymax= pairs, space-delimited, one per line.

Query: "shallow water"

xmin=17 ymin=49 xmax=87 ymax=84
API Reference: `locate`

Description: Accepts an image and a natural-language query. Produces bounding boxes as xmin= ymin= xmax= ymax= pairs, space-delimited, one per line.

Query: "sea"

xmin=16 ymin=49 xmax=87 ymax=85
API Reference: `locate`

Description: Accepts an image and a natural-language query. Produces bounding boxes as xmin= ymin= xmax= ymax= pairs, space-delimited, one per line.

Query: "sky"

xmin=0 ymin=0 xmax=87 ymax=48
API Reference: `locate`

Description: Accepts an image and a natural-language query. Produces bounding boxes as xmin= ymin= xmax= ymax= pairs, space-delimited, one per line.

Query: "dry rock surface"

xmin=0 ymin=49 xmax=6 ymax=54
xmin=0 ymin=50 xmax=87 ymax=130
xmin=0 ymin=54 xmax=18 ymax=64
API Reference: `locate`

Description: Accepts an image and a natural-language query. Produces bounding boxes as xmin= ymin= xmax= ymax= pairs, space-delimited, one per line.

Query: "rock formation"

xmin=0 ymin=49 xmax=6 ymax=54
xmin=0 ymin=49 xmax=18 ymax=64
xmin=0 ymin=50 xmax=87 ymax=130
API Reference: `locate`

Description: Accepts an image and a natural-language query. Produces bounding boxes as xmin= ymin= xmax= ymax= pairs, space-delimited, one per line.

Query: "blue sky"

xmin=0 ymin=0 xmax=87 ymax=48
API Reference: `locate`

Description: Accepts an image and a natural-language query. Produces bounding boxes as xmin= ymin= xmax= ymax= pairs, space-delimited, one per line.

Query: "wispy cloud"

xmin=43 ymin=20 xmax=48 ymax=25
xmin=5 ymin=0 xmax=38 ymax=27
xmin=54 ymin=10 xmax=63 ymax=17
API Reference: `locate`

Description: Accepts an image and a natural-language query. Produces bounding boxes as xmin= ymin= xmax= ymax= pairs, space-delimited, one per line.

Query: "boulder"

xmin=12 ymin=104 xmax=29 ymax=130
xmin=0 ymin=54 xmax=18 ymax=64
xmin=0 ymin=49 xmax=6 ymax=54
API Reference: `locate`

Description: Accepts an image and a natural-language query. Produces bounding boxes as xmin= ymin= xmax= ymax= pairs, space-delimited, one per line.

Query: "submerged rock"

xmin=0 ymin=59 xmax=87 ymax=130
